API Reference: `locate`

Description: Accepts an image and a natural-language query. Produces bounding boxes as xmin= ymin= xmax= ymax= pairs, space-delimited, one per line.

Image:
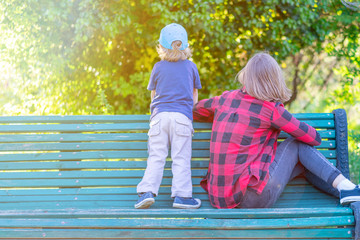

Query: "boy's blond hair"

xmin=157 ymin=40 xmax=192 ymax=62
xmin=237 ymin=52 xmax=292 ymax=103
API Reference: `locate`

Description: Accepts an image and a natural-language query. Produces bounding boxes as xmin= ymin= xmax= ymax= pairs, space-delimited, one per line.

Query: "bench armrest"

xmin=332 ymin=109 xmax=350 ymax=179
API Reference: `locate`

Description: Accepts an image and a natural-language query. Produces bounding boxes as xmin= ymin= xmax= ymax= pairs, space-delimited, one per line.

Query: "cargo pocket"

xmin=175 ymin=118 xmax=192 ymax=137
xmin=148 ymin=118 xmax=161 ymax=137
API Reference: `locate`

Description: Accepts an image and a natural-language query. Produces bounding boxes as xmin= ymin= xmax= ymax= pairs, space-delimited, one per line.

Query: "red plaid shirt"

xmin=193 ymin=89 xmax=321 ymax=209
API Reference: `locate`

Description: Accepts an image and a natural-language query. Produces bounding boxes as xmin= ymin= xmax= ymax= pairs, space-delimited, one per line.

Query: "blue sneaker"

xmin=340 ymin=185 xmax=360 ymax=205
xmin=173 ymin=196 xmax=201 ymax=209
xmin=134 ymin=192 xmax=155 ymax=209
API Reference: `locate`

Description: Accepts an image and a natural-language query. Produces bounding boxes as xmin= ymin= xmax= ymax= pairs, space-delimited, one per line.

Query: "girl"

xmin=193 ymin=52 xmax=360 ymax=209
xmin=135 ymin=23 xmax=202 ymax=209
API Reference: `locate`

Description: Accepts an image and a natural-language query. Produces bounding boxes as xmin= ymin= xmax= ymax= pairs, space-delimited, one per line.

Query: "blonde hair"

xmin=237 ymin=52 xmax=292 ymax=103
xmin=157 ymin=40 xmax=192 ymax=62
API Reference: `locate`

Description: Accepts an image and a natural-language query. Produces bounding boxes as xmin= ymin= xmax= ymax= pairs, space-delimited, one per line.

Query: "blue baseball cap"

xmin=158 ymin=23 xmax=189 ymax=50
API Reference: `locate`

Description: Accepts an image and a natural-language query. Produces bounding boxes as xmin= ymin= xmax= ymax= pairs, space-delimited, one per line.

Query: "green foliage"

xmin=1 ymin=0 xmax=359 ymax=115
xmin=0 ymin=0 xmax=359 ymax=184
xmin=349 ymin=130 xmax=360 ymax=183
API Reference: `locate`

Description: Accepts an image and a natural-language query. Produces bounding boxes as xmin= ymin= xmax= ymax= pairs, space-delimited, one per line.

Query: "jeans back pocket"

xmin=175 ymin=118 xmax=192 ymax=137
xmin=148 ymin=118 xmax=161 ymax=137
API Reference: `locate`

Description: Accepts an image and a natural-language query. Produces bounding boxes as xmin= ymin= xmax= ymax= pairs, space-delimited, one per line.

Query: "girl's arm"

xmin=271 ymin=103 xmax=322 ymax=146
xmin=193 ymin=89 xmax=198 ymax=105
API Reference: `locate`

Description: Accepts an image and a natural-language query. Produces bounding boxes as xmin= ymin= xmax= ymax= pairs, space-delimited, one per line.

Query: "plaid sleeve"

xmin=271 ymin=103 xmax=321 ymax=146
xmin=193 ymin=95 xmax=221 ymax=122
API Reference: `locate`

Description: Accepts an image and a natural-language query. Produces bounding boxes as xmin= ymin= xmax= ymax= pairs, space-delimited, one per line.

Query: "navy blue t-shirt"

xmin=147 ymin=60 xmax=202 ymax=120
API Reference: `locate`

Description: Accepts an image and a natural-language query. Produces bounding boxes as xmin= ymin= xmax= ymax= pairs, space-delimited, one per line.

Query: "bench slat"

xmin=0 ymin=140 xmax=336 ymax=152
xmin=0 ymin=228 xmax=352 ymax=239
xmin=0 ymin=150 xmax=336 ymax=162
xmin=0 ymin=198 xmax=341 ymax=210
xmin=0 ymin=170 xmax=337 ymax=181
xmin=0 ymin=176 xmax=337 ymax=191
xmin=0 ymin=123 xmax=151 ymax=133
xmin=0 ymin=207 xmax=352 ymax=218
xmin=0 ymin=216 xmax=353 ymax=228
xmin=0 ymin=177 xmax=332 ymax=194
xmin=0 ymin=115 xmax=151 ymax=123
xmin=0 ymin=159 xmax=336 ymax=172
xmin=0 ymin=113 xmax=334 ymax=124
xmin=0 ymin=130 xmax=336 ymax=143
xmin=0 ymin=192 xmax=337 ymax=203
xmin=0 ymin=120 xmax=334 ymax=133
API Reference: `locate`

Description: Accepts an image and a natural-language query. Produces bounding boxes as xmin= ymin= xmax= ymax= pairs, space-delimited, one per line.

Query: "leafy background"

xmin=0 ymin=0 xmax=359 ymax=182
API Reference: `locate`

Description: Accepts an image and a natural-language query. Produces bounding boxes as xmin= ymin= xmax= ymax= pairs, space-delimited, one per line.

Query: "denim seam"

xmin=269 ymin=138 xmax=296 ymax=178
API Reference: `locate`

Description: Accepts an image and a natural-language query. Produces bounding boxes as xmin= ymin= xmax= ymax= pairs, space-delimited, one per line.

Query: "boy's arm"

xmin=151 ymin=90 xmax=155 ymax=101
xmin=193 ymin=88 xmax=198 ymax=105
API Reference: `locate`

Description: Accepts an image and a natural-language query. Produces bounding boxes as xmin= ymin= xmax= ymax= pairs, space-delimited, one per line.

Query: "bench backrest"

xmin=0 ymin=110 xmax=349 ymax=209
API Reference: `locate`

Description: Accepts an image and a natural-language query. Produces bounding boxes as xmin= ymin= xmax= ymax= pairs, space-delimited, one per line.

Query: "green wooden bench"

xmin=0 ymin=109 xmax=357 ymax=239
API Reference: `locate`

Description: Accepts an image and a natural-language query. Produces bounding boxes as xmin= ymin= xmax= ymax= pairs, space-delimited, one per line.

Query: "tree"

xmin=0 ymin=0 xmax=359 ymax=118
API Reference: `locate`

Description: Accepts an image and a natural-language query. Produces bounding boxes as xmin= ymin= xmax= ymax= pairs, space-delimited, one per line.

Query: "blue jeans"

xmin=237 ymin=137 xmax=341 ymax=208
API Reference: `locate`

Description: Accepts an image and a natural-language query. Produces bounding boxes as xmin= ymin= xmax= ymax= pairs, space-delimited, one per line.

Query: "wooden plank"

xmin=0 ymin=170 xmax=207 ymax=179
xmin=0 ymin=216 xmax=353 ymax=229
xmin=0 ymin=175 xmax=340 ymax=189
xmin=0 ymin=178 xmax=196 ymax=187
xmin=279 ymin=130 xmax=336 ymax=139
xmin=0 ymin=157 xmax=336 ymax=171
xmin=0 ymin=113 xmax=334 ymax=123
xmin=0 ymin=142 xmax=209 ymax=151
xmin=0 ymin=228 xmax=352 ymax=238
xmin=0 ymin=140 xmax=336 ymax=152
xmin=0 ymin=115 xmax=151 ymax=123
xmin=0 ymin=179 xmax=324 ymax=194
xmin=0 ymin=238 xmax=353 ymax=240
xmin=0 ymin=191 xmax=338 ymax=203
xmin=0 ymin=198 xmax=342 ymax=210
xmin=0 ymin=160 xmax=209 ymax=170
xmin=0 ymin=207 xmax=351 ymax=219
xmin=0 ymin=133 xmax=150 ymax=143
xmin=195 ymin=120 xmax=335 ymax=129
xmin=0 ymin=123 xmax=151 ymax=133
xmin=0 ymin=170 xmax=338 ymax=182
xmin=0 ymin=150 xmax=208 ymax=162
xmin=0 ymin=120 xmax=334 ymax=133
xmin=0 ymin=189 xmax=335 ymax=204
xmin=0 ymin=149 xmax=337 ymax=162
xmin=0 ymin=130 xmax=336 ymax=143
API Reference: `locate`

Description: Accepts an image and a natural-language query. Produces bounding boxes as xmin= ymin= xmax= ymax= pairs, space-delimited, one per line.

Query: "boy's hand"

xmin=193 ymin=88 xmax=198 ymax=105
xmin=151 ymin=90 xmax=155 ymax=101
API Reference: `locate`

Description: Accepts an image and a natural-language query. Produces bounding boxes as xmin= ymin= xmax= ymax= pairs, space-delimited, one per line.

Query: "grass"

xmin=349 ymin=130 xmax=360 ymax=184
